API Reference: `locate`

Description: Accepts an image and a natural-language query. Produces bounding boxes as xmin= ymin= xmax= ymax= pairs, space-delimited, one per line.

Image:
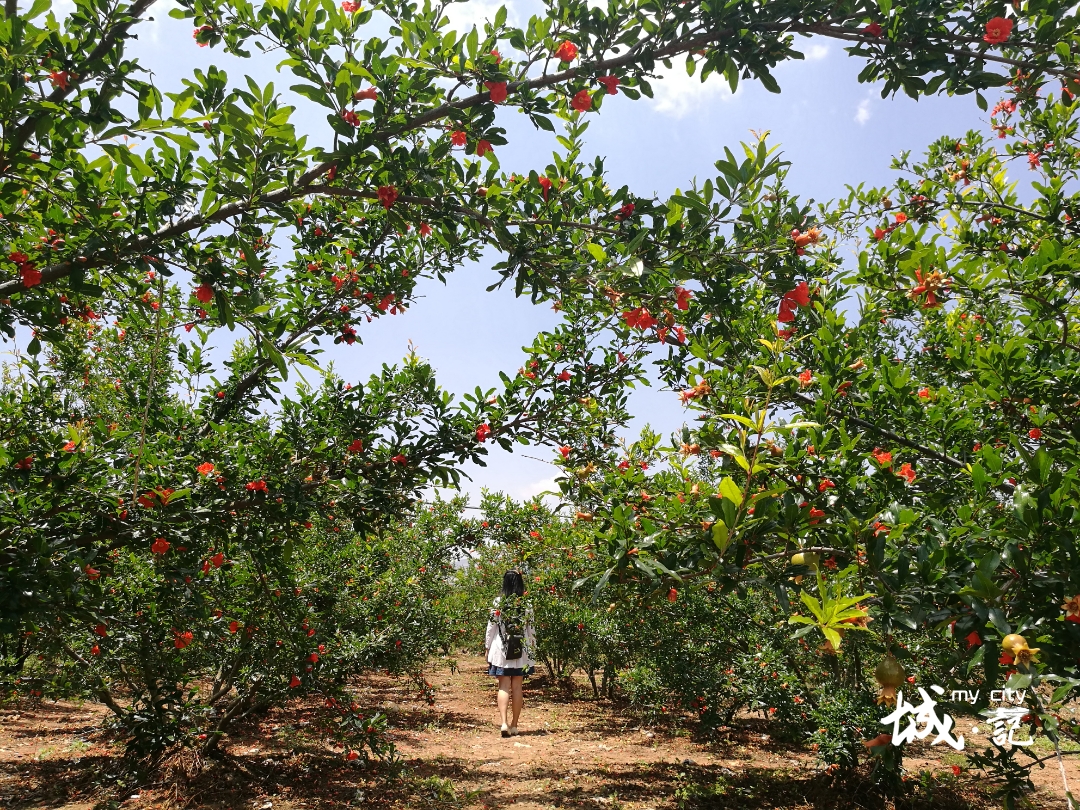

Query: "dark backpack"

xmin=496 ymin=595 xmax=526 ymax=660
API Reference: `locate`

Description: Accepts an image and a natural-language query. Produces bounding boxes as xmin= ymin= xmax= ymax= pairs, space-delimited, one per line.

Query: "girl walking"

xmin=484 ymin=570 xmax=536 ymax=737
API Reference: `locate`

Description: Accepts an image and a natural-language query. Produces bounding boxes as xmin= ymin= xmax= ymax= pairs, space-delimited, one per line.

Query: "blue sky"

xmin=79 ymin=0 xmax=999 ymax=505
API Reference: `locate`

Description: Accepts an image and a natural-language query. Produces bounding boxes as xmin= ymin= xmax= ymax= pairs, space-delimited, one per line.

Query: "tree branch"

xmin=799 ymin=23 xmax=1080 ymax=82
xmin=4 ymin=0 xmax=158 ymax=166
xmin=5 ymin=12 xmax=1075 ymax=300
xmin=789 ymin=391 xmax=1015 ymax=495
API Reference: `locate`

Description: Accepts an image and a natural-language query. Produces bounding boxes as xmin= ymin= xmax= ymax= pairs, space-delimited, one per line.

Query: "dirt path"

xmin=0 ymin=656 xmax=1074 ymax=809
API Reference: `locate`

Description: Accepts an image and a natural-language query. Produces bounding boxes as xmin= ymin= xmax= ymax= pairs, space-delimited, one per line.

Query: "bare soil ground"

xmin=0 ymin=656 xmax=1075 ymax=810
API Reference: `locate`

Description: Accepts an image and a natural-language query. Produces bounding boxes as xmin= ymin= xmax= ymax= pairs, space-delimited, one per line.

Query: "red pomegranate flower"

xmin=777 ymin=282 xmax=811 ymax=322
xmin=195 ymin=284 xmax=214 ymax=303
xmin=559 ymin=445 xmax=571 ymax=459
xmin=21 ymin=265 xmax=42 ymax=287
xmin=341 ymin=0 xmax=360 ymax=11
xmin=354 ymin=87 xmax=377 ymax=100
xmin=787 ymin=281 xmax=811 ymax=307
xmin=450 ymin=130 xmax=467 ymax=146
xmin=791 ymin=228 xmax=822 ymax=251
xmin=377 ymin=185 xmax=398 ymax=209
xmin=1028 ymin=427 xmax=1042 ymax=440
xmin=174 ymin=630 xmax=193 ymax=649
xmin=871 ymin=448 xmax=892 ymax=467
xmin=983 ymin=16 xmax=1012 ymax=45
xmin=554 ymin=40 xmax=578 ymax=62
xmin=909 ymin=268 xmax=947 ymax=309
xmin=624 ymin=307 xmax=658 ymax=330
xmin=290 ymin=675 xmax=302 ymax=688
xmin=571 ymin=89 xmax=592 ymax=112
xmin=557 ymin=370 xmax=571 ymax=381
xmin=94 ymin=624 xmax=108 ymax=637
xmin=864 ymin=22 xmax=883 ymax=36
xmin=1063 ymin=594 xmax=1080 ymax=623
xmin=485 ymin=81 xmax=508 ymax=103
xmin=675 ymin=287 xmax=692 ymax=310
xmin=476 ymin=424 xmax=492 ymax=443
xmin=896 ymin=462 xmax=916 ymax=485
xmin=391 ymin=454 xmax=408 ymax=464
xmin=340 ymin=109 xmax=360 ymax=127
xmin=151 ymin=537 xmax=170 ymax=555
xmin=598 ymin=75 xmax=619 ymax=95
xmin=84 ymin=566 xmax=101 ymax=580
xmin=197 ymin=462 xmax=215 ymax=476
xmin=476 ymin=139 xmax=493 ymax=156
xmin=797 ymin=369 xmax=813 ymax=387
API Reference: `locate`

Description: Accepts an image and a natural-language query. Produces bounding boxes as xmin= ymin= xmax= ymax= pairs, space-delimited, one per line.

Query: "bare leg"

xmin=510 ymin=675 xmax=524 ymax=730
xmin=496 ymin=675 xmax=511 ymax=731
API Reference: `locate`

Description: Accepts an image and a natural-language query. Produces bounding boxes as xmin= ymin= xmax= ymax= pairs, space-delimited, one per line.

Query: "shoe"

xmin=500 ymin=724 xmax=510 ymax=738
xmin=510 ymin=726 xmax=519 ymax=736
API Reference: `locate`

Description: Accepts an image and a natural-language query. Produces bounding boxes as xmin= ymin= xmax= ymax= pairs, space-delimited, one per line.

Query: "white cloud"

xmin=855 ymin=98 xmax=872 ymax=125
xmin=49 ymin=0 xmax=77 ymax=19
xmin=804 ymin=43 xmax=829 ymax=61
xmin=442 ymin=0 xmax=517 ymax=35
xmin=144 ymin=0 xmax=182 ymax=44
xmin=650 ymin=63 xmax=738 ymax=119
xmin=514 ymin=474 xmax=560 ymax=503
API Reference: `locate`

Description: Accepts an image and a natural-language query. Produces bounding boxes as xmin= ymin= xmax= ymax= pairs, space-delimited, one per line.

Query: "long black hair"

xmin=501 ymin=570 xmax=525 ymax=598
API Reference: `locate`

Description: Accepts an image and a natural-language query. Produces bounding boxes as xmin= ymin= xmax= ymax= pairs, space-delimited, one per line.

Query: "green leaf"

xmin=1005 ymin=672 xmax=1031 ymax=690
xmin=719 ymin=413 xmax=755 ymax=429
xmin=585 ymin=243 xmax=607 ymax=262
xmin=1051 ymin=682 xmax=1077 ymax=704
xmin=719 ymin=477 xmax=743 ymax=506
xmin=799 ymin=590 xmax=825 ymax=621
xmin=711 ymin=519 xmax=729 ymax=552
xmin=24 ymin=0 xmax=50 ymax=19
xmin=292 ymin=84 xmax=333 ymax=108
xmin=822 ymin=626 xmax=843 ymax=650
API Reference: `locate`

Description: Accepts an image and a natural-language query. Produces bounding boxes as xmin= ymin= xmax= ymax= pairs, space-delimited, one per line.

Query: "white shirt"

xmin=484 ymin=596 xmax=536 ymax=669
